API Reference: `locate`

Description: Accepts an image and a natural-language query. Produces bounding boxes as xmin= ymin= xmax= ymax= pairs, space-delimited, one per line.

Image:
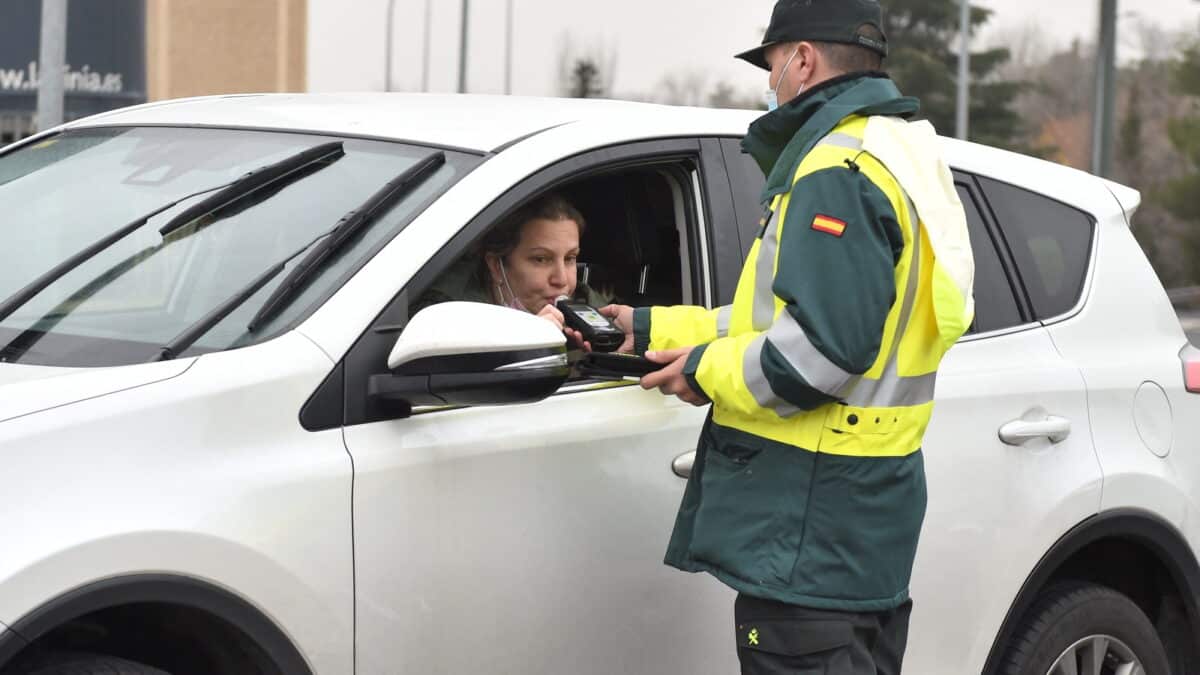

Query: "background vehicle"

xmin=0 ymin=94 xmax=1193 ymax=675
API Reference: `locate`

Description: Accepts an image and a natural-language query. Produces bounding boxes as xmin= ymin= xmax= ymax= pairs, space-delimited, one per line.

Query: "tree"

xmin=1122 ymin=36 xmax=1200 ymax=289
xmin=883 ymin=0 xmax=1024 ymax=149
xmin=556 ymin=34 xmax=616 ymax=99
xmin=1160 ymin=42 xmax=1200 ymax=241
xmin=1118 ymin=81 xmax=1144 ymax=180
xmin=568 ymin=59 xmax=604 ymax=98
xmin=707 ymin=81 xmax=764 ymax=111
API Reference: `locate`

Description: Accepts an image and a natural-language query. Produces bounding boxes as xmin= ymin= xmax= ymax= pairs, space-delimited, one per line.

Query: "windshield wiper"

xmin=0 ymin=141 xmax=345 ymax=328
xmin=246 ymin=151 xmax=446 ymax=332
xmin=156 ymin=151 xmax=446 ymax=360
xmin=157 ymin=141 xmax=344 ymax=237
xmin=154 ymin=230 xmax=332 ymax=361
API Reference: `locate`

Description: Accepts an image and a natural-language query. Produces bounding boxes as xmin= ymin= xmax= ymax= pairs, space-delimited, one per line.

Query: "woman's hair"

xmin=480 ymin=192 xmax=587 ymax=261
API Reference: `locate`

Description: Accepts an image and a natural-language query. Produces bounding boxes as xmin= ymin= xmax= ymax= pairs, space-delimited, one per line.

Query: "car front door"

xmin=342 ymin=140 xmax=741 ymax=675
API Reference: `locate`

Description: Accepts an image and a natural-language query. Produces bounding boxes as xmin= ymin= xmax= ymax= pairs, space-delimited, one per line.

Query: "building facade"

xmin=0 ymin=0 xmax=308 ymax=143
xmin=146 ymin=0 xmax=306 ymax=101
xmin=0 ymin=0 xmax=147 ymax=143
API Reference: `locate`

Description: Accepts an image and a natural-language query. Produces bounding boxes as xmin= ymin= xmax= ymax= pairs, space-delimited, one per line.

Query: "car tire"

xmin=999 ymin=583 xmax=1170 ymax=675
xmin=3 ymin=652 xmax=169 ymax=675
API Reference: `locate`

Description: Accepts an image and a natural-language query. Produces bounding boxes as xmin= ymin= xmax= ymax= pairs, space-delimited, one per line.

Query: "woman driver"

xmin=416 ymin=193 xmax=599 ymax=348
xmin=481 ymin=194 xmax=588 ymax=343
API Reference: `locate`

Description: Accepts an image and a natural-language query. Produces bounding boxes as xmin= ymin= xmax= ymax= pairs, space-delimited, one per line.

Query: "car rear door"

xmin=902 ymin=174 xmax=1102 ymax=673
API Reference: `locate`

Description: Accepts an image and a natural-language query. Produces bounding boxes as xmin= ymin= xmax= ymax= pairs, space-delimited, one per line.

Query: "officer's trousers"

xmin=733 ymin=593 xmax=912 ymax=675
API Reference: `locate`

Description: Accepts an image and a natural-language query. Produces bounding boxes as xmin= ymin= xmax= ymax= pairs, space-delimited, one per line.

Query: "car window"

xmin=0 ymin=127 xmax=479 ymax=367
xmin=329 ymin=141 xmax=712 ymax=430
xmin=976 ymin=176 xmax=1094 ymax=320
xmin=412 ymin=167 xmax=689 ymax=315
xmin=957 ymin=182 xmax=1024 ymax=334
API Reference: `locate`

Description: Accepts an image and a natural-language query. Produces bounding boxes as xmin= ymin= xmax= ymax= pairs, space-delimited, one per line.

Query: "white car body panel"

xmin=908 ymin=327 xmax=1102 ymax=672
xmin=345 ymin=384 xmax=733 ymax=675
xmin=0 ymin=333 xmax=354 ymax=675
xmin=69 ymin=93 xmax=752 ymax=156
xmin=0 ymin=93 xmax=1191 ymax=674
xmin=0 ymin=359 xmax=192 ymax=424
xmin=1044 ymin=212 xmax=1193 ymax=528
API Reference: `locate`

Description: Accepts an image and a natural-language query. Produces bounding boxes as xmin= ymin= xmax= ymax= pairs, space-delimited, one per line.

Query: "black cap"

xmin=736 ymin=0 xmax=889 ymax=71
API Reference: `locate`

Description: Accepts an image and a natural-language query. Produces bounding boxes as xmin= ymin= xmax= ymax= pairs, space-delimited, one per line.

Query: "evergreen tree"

xmin=1118 ymin=81 xmax=1143 ymax=179
xmin=1162 ymin=43 xmax=1200 ymax=226
xmin=568 ymin=59 xmax=604 ymax=99
xmin=883 ymin=0 xmax=1023 ymax=149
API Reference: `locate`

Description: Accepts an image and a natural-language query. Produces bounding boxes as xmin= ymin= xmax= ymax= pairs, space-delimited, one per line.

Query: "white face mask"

xmin=495 ymin=258 xmax=527 ymax=312
xmin=763 ymin=47 xmax=806 ymax=112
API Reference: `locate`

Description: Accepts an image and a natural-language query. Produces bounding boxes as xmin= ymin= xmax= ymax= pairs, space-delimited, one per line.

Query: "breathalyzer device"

xmin=555 ymin=296 xmax=626 ymax=353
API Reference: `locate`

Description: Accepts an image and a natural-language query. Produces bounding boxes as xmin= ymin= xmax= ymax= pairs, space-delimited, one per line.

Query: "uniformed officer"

xmin=601 ymin=1 xmax=976 ymax=672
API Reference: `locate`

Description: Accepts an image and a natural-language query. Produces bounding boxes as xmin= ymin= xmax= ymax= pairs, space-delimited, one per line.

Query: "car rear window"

xmin=976 ymin=176 xmax=1095 ymax=320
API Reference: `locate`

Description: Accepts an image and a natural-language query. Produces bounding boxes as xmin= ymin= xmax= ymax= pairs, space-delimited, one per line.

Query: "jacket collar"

xmin=741 ymin=72 xmax=919 ymax=202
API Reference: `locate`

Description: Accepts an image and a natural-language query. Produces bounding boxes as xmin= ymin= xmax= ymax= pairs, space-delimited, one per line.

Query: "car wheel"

xmin=1000 ymin=583 xmax=1169 ymax=675
xmin=3 ymin=651 xmax=169 ymax=675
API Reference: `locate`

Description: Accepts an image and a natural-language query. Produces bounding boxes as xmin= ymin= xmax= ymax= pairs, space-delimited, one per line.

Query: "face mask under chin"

xmin=496 ymin=258 xmax=528 ymax=312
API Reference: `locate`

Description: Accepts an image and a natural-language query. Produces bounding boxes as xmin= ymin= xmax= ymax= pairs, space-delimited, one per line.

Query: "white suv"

xmin=0 ymin=94 xmax=1194 ymax=675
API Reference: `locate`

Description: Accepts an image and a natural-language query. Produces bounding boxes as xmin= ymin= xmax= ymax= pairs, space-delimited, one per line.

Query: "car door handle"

xmin=672 ymin=451 xmax=696 ymax=479
xmin=999 ymin=416 xmax=1071 ymax=446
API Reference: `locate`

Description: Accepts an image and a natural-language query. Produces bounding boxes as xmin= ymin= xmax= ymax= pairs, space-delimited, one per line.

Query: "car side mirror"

xmin=368 ymin=302 xmax=569 ymax=409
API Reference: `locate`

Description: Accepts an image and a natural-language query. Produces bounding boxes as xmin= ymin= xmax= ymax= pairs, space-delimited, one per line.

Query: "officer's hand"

xmin=599 ymin=304 xmax=635 ymax=354
xmin=641 ymin=347 xmax=708 ymax=406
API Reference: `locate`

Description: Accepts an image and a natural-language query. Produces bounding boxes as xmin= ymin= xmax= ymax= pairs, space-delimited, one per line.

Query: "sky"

xmin=309 ymin=0 xmax=1200 ymax=99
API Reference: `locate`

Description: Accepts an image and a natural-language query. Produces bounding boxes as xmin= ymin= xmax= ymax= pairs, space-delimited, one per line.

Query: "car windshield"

xmin=0 ymin=126 xmax=478 ymax=367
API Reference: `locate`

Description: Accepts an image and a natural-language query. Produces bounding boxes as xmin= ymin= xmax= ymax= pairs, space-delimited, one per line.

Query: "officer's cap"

xmin=735 ymin=0 xmax=889 ymax=71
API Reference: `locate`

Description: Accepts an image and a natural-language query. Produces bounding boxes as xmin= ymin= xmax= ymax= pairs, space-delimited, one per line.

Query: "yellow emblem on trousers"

xmin=748 ymin=628 xmax=759 ymax=646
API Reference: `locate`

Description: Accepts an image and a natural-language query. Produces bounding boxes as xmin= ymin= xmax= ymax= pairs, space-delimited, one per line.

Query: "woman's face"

xmin=487 ymin=217 xmax=580 ymax=314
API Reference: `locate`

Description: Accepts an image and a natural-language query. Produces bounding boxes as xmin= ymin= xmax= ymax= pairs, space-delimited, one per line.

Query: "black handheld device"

xmin=556 ymin=297 xmax=626 ymax=353
xmin=578 ymin=352 xmax=664 ymax=379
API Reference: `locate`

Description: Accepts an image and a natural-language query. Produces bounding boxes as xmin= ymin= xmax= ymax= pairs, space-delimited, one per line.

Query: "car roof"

xmin=66 ymin=93 xmax=1138 ymax=220
xmin=70 ymin=93 xmax=758 ymax=153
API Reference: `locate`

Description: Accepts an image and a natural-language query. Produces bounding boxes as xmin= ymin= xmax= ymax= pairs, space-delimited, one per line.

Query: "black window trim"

xmin=954 ymin=172 xmax=1037 ymax=341
xmin=303 ymin=137 xmax=715 ymax=431
xmin=701 ymin=138 xmax=747 ymax=304
xmin=972 ymin=172 xmax=1100 ymax=329
xmin=954 ymin=170 xmax=1102 ymax=343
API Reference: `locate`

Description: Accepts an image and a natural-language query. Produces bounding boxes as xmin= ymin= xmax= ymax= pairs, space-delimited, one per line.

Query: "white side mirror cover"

xmin=388 ymin=301 xmax=566 ymax=370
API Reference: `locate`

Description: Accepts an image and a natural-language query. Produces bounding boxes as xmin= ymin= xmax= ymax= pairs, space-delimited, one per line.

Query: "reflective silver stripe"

xmin=743 ymin=334 xmax=801 ymax=418
xmin=817 ymin=132 xmax=864 ymax=151
xmin=766 ymin=311 xmax=859 ymax=398
xmin=752 ymin=207 xmax=779 ymax=330
xmin=716 ymin=305 xmax=732 ymax=338
xmin=844 ymin=366 xmax=936 ymax=408
xmin=845 ymin=191 xmax=933 ymax=408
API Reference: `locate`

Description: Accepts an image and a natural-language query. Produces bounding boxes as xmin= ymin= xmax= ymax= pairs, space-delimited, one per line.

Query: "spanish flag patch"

xmin=811 ymin=214 xmax=847 ymax=237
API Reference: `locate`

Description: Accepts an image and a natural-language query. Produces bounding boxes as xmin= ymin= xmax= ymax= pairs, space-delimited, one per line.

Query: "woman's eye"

xmin=566 ymin=256 xmax=578 ymax=264
xmin=532 ymin=256 xmax=549 ymax=264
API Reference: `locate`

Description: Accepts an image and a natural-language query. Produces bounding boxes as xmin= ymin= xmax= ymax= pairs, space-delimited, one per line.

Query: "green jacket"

xmin=640 ymin=74 xmax=955 ymax=612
